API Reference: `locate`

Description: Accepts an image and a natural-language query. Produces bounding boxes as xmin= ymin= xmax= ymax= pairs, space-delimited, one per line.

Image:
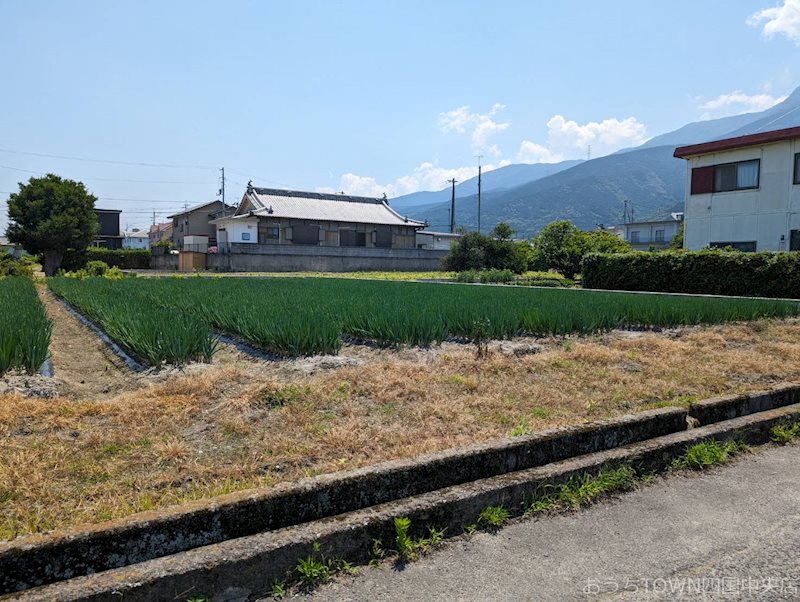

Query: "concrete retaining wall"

xmin=149 ymin=254 xmax=178 ymax=271
xmin=13 ymin=401 xmax=800 ymax=602
xmin=0 ymin=407 xmax=686 ymax=594
xmin=4 ymin=384 xmax=800 ymax=597
xmin=207 ymin=245 xmax=448 ymax=272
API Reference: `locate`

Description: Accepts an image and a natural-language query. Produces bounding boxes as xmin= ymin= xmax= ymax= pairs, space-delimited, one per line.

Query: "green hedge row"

xmin=62 ymin=248 xmax=151 ymax=271
xmin=581 ymin=251 xmax=800 ymax=299
xmin=85 ymin=248 xmax=150 ymax=269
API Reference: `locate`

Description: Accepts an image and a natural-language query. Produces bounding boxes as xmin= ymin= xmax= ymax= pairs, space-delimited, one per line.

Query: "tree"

xmin=443 ymin=229 xmax=532 ymax=273
xmin=490 ymin=222 xmax=515 ymax=241
xmin=669 ymin=223 xmax=684 ymax=250
xmin=530 ymin=220 xmax=585 ymax=277
xmin=531 ymin=220 xmax=631 ymax=277
xmin=6 ymin=175 xmax=98 ymax=275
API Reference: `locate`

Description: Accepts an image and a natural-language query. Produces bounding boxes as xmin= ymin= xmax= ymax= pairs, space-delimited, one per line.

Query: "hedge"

xmin=581 ymin=250 xmax=800 ymax=299
xmin=61 ymin=248 xmax=151 ymax=271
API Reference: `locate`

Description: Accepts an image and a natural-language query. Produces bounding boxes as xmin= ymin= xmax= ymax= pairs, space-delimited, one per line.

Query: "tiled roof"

xmin=236 ymin=187 xmax=425 ymax=227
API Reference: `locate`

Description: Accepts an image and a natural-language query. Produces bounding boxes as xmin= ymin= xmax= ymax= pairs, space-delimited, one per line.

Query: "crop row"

xmin=48 ymin=278 xmax=216 ymax=366
xmin=47 ymin=276 xmax=800 ymax=365
xmin=0 ymin=277 xmax=52 ymax=375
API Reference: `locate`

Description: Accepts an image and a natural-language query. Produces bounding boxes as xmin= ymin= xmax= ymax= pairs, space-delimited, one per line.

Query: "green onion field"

xmin=0 ymin=277 xmax=52 ymax=375
xmin=47 ymin=277 xmax=800 ymax=365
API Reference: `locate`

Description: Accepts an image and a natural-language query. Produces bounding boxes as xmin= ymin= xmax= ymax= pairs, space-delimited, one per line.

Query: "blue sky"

xmin=1 ymin=0 xmax=800 ymax=231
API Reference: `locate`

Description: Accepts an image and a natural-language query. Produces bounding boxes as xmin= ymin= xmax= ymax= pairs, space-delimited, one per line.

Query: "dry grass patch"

xmin=3 ymin=319 xmax=800 ymax=539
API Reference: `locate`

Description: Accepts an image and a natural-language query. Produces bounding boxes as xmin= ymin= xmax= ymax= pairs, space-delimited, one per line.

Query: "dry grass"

xmin=3 ymin=319 xmax=800 ymax=540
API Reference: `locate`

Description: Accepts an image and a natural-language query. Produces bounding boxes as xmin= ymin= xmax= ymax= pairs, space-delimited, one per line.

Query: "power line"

xmin=0 ymin=164 xmax=210 ymax=185
xmin=0 ymin=148 xmax=217 ymax=170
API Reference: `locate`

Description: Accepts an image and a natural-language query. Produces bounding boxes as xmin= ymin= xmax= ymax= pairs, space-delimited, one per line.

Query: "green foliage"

xmin=0 ymin=252 xmax=35 ymax=278
xmin=85 ymin=248 xmax=150 ymax=269
xmin=455 ymin=268 xmax=516 ymax=284
xmin=47 ymin=277 xmax=800 ymax=362
xmin=671 ymin=440 xmax=748 ymax=470
xmin=0 ymin=277 xmax=52 ymax=375
xmin=85 ymin=260 xmax=109 ymax=277
xmin=294 ymin=542 xmax=353 ymax=589
xmin=531 ymin=220 xmax=631 ymax=278
xmin=394 ymin=516 xmax=415 ymax=561
xmin=393 ymin=517 xmax=445 ymax=562
xmin=490 ymin=222 xmax=515 ymax=241
xmin=443 ymin=229 xmax=532 ymax=273
xmin=669 ymin=223 xmax=684 ymax=250
xmin=478 ymin=505 xmax=510 ymax=528
xmin=525 ymin=465 xmax=638 ymax=515
xmin=581 ymin=250 xmax=800 ymax=298
xmin=5 ymin=174 xmax=98 ymax=275
xmin=770 ymin=421 xmax=800 ymax=445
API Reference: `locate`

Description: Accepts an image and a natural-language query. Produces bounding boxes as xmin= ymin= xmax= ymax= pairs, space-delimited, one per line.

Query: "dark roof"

xmin=167 ymin=200 xmax=231 ymax=219
xmin=251 ymin=187 xmax=385 ymax=205
xmin=94 ymin=208 xmax=122 ymax=214
xmin=674 ymin=126 xmax=800 ymax=158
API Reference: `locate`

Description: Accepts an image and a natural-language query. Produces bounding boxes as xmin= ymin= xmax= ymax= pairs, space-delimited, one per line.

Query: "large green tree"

xmin=6 ymin=174 xmax=98 ymax=275
xmin=531 ymin=220 xmax=631 ymax=277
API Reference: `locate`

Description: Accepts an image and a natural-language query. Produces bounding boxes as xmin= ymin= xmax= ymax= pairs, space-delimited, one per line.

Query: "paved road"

xmin=307 ymin=444 xmax=800 ymax=601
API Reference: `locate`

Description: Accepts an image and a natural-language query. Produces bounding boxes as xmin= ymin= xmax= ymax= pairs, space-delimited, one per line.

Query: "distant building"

xmin=201 ymin=186 xmax=442 ymax=272
xmin=93 ymin=209 xmax=123 ymax=249
xmin=674 ymin=126 xmax=800 ymax=251
xmin=0 ymin=236 xmax=25 ymax=259
xmin=122 ymin=229 xmax=150 ymax=249
xmin=148 ymin=221 xmax=174 ymax=247
xmin=617 ymin=213 xmax=684 ymax=250
xmin=415 ymin=230 xmax=462 ymax=251
xmin=168 ymin=201 xmax=233 ymax=250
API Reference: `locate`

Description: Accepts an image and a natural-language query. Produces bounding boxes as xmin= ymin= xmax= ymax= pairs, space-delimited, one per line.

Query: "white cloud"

xmin=697 ymin=90 xmax=788 ymax=119
xmin=320 ymin=159 xmax=512 ymax=199
xmin=748 ymin=0 xmax=800 ymax=45
xmin=516 ymin=140 xmax=564 ymax=164
xmin=516 ymin=115 xmax=648 ymax=163
xmin=438 ymin=103 xmax=510 ymax=154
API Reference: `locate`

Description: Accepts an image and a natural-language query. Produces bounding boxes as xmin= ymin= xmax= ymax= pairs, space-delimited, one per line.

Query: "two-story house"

xmin=674 ymin=126 xmax=800 ymax=251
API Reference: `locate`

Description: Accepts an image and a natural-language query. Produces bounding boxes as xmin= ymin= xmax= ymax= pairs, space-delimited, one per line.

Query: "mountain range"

xmin=390 ymin=86 xmax=800 ymax=238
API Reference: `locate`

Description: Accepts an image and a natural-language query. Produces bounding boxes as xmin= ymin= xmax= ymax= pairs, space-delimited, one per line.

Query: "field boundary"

xmin=48 ymin=294 xmax=145 ymax=372
xmin=3 ymin=383 xmax=800 ymax=595
xmin=9 ymin=400 xmax=800 ymax=602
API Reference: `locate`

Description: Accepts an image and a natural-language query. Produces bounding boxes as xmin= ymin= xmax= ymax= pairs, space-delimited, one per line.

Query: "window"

xmin=266 ymin=227 xmax=279 ymax=239
xmin=241 ymin=232 xmax=250 ymax=241
xmin=340 ymin=229 xmax=366 ymax=247
xmin=630 ymin=231 xmax=640 ymax=243
xmin=709 ymin=241 xmax=757 ymax=252
xmin=713 ymin=159 xmax=759 ymax=192
xmin=374 ymin=227 xmax=392 ymax=248
xmin=292 ymin=224 xmax=320 ymax=245
xmin=655 ymin=229 xmax=665 ymax=242
xmin=794 ymin=153 xmax=800 ymax=185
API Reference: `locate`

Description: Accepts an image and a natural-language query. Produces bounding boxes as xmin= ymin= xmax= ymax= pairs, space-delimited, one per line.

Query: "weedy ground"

xmin=3 ymin=307 xmax=800 ymax=540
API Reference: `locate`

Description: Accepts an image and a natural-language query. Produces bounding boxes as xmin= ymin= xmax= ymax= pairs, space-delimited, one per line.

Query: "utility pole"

xmin=448 ymin=178 xmax=457 ymax=233
xmin=152 ymin=210 xmax=156 ymax=225
xmin=475 ymin=155 xmax=483 ymax=234
xmin=219 ymin=167 xmax=226 ymax=211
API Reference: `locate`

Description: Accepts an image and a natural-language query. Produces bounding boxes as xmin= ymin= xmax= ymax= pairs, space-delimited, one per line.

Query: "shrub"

xmin=443 ymin=226 xmax=532 ymax=274
xmin=85 ymin=260 xmax=109 ymax=277
xmin=581 ymin=250 xmax=800 ymax=298
xmin=0 ymin=252 xmax=35 ymax=278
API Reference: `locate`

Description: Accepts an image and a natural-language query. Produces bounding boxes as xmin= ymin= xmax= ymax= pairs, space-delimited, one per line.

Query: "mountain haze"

xmin=406 ymin=85 xmax=800 ymax=238
xmin=389 ymin=160 xmax=581 ymax=213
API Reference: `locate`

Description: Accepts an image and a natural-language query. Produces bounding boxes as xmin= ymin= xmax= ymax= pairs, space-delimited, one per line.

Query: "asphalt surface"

xmin=305 ymin=444 xmax=800 ymax=601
